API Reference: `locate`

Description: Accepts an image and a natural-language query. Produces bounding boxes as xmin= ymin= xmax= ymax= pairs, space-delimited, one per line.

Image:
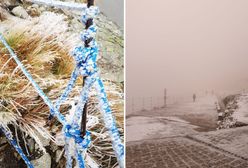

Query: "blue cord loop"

xmin=80 ymin=25 xmax=97 ymax=42
xmin=72 ymin=46 xmax=98 ymax=77
xmin=64 ymin=125 xmax=91 ymax=149
xmin=81 ymin=6 xmax=99 ymax=24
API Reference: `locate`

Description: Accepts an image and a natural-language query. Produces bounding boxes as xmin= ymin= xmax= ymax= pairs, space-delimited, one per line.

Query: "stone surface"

xmin=127 ymin=137 xmax=248 ymax=168
xmin=11 ymin=6 xmax=29 ymax=19
xmin=192 ymin=126 xmax=248 ymax=159
xmin=0 ymin=7 xmax=12 ymax=21
xmin=0 ymin=0 xmax=19 ymax=6
xmin=96 ymin=0 xmax=124 ymax=29
xmin=0 ymin=137 xmax=24 ymax=168
xmin=31 ymin=152 xmax=51 ymax=168
xmin=27 ymin=4 xmax=41 ymax=17
xmin=95 ymin=14 xmax=124 ymax=82
xmin=126 ymin=95 xmax=248 ymax=168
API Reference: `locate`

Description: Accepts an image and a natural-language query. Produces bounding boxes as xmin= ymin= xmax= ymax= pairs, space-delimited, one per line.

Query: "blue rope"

xmin=49 ymin=68 xmax=79 ymax=118
xmin=96 ymin=79 xmax=124 ymax=167
xmin=0 ymin=34 xmax=92 ymax=166
xmin=0 ymin=34 xmax=67 ymax=125
xmin=0 ymin=126 xmax=34 ymax=168
xmin=64 ymin=136 xmax=73 ymax=168
xmin=0 ymin=2 xmax=124 ymax=168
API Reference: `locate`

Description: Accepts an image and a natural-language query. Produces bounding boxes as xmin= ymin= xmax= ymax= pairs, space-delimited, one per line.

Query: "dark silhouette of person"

xmin=193 ymin=94 xmax=196 ymax=102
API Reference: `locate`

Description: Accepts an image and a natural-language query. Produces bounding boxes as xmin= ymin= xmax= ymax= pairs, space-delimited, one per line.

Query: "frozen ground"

xmin=126 ymin=95 xmax=248 ymax=168
xmin=126 ymin=95 xmax=218 ymax=142
xmin=193 ymin=126 xmax=248 ymax=159
xmin=126 ymin=116 xmax=198 ymax=142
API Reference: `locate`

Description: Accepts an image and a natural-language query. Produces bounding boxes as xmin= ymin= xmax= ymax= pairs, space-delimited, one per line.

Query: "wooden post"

xmin=150 ymin=97 xmax=153 ymax=110
xmin=157 ymin=97 xmax=159 ymax=108
xmin=81 ymin=0 xmax=94 ymax=137
xmin=142 ymin=97 xmax=145 ymax=110
xmin=164 ymin=88 xmax=167 ymax=107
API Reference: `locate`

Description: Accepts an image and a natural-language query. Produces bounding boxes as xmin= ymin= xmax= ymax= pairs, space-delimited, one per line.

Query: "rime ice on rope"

xmin=26 ymin=0 xmax=88 ymax=11
xmin=96 ymin=79 xmax=125 ymax=167
xmin=0 ymin=126 xmax=34 ymax=168
xmin=0 ymin=1 xmax=124 ymax=167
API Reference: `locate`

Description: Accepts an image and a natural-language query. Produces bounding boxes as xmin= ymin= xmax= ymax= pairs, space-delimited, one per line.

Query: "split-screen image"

xmin=1 ymin=0 xmax=248 ymax=168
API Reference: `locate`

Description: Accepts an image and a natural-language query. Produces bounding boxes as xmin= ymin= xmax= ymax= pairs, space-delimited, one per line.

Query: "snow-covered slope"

xmin=233 ymin=94 xmax=248 ymax=124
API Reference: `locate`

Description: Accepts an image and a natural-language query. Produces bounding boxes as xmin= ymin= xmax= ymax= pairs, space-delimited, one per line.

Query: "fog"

xmin=126 ymin=0 xmax=248 ymax=113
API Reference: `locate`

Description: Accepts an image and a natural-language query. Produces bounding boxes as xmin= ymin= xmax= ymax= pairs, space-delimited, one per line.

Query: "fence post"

xmin=150 ymin=97 xmax=153 ymax=110
xmin=142 ymin=97 xmax=145 ymax=110
xmin=164 ymin=88 xmax=167 ymax=107
xmin=157 ymin=97 xmax=160 ymax=108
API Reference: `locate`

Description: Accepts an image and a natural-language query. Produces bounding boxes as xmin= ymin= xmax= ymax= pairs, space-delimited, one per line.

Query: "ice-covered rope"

xmin=96 ymin=79 xmax=124 ymax=167
xmin=0 ymin=126 xmax=34 ymax=168
xmin=0 ymin=28 xmax=93 ymax=168
xmin=49 ymin=2 xmax=124 ymax=165
xmin=0 ymin=24 xmax=92 ymax=168
xmin=0 ymin=34 xmax=67 ymax=125
xmin=25 ymin=0 xmax=87 ymax=11
xmin=0 ymin=1 xmax=124 ymax=167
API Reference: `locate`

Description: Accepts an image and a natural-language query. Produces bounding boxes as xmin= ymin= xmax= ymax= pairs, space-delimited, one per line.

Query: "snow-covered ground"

xmin=126 ymin=116 xmax=199 ymax=142
xmin=126 ymin=116 xmax=166 ymax=142
xmin=126 ymin=95 xmax=218 ymax=142
xmin=233 ymin=94 xmax=248 ymax=124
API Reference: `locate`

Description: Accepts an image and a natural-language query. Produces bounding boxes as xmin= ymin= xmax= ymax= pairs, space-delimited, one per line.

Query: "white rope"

xmin=25 ymin=0 xmax=88 ymax=11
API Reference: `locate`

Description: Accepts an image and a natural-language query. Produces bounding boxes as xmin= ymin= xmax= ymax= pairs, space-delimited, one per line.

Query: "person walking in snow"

xmin=193 ymin=94 xmax=196 ymax=102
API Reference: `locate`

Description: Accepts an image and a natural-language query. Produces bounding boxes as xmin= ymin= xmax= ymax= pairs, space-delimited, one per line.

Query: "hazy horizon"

xmin=126 ymin=0 xmax=248 ymax=113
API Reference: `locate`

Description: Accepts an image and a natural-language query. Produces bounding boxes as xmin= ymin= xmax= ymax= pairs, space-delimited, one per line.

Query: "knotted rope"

xmin=0 ymin=1 xmax=124 ymax=167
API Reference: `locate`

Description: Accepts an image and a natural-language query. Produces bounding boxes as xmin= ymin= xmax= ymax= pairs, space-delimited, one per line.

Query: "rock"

xmin=11 ymin=6 xmax=29 ymax=19
xmin=0 ymin=136 xmax=7 ymax=144
xmin=32 ymin=4 xmax=39 ymax=9
xmin=27 ymin=4 xmax=41 ymax=17
xmin=95 ymin=14 xmax=124 ymax=82
xmin=39 ymin=6 xmax=46 ymax=13
xmin=101 ymin=70 xmax=124 ymax=83
xmin=35 ymin=134 xmax=50 ymax=149
xmin=31 ymin=153 xmax=51 ymax=168
xmin=0 ymin=138 xmax=22 ymax=168
xmin=0 ymin=0 xmax=19 ymax=6
xmin=27 ymin=138 xmax=35 ymax=153
xmin=0 ymin=7 xmax=12 ymax=21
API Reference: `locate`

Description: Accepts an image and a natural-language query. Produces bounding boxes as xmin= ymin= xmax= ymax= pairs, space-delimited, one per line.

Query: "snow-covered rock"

xmin=217 ymin=94 xmax=248 ymax=129
xmin=233 ymin=94 xmax=248 ymax=124
xmin=11 ymin=6 xmax=29 ymax=19
xmin=27 ymin=4 xmax=41 ymax=17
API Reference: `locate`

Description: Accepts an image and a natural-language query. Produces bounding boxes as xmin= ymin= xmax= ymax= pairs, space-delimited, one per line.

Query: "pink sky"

xmin=126 ymin=0 xmax=248 ymax=110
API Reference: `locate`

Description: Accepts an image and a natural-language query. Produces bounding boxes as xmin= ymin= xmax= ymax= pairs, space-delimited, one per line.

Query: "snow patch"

xmin=233 ymin=94 xmax=248 ymax=124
